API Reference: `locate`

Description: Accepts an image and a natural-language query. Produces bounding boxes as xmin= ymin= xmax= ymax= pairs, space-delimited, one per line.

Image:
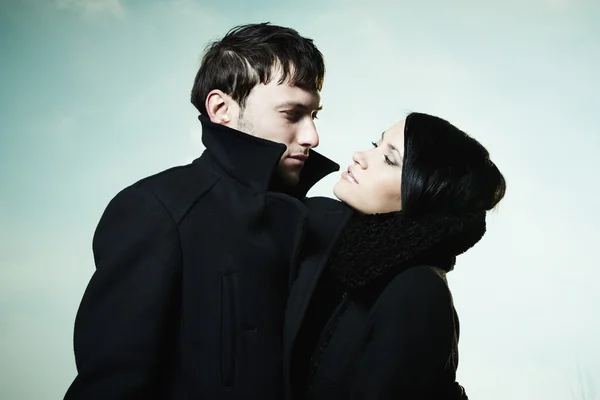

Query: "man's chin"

xmin=280 ymin=172 xmax=301 ymax=187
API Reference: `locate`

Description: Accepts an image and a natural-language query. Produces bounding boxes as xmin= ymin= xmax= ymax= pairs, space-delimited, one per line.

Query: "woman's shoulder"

xmin=376 ymin=265 xmax=454 ymax=312
xmin=392 ymin=264 xmax=449 ymax=287
xmin=365 ymin=265 xmax=458 ymax=345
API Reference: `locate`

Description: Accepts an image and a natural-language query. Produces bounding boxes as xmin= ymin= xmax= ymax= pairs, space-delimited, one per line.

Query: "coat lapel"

xmin=283 ymin=197 xmax=354 ymax=396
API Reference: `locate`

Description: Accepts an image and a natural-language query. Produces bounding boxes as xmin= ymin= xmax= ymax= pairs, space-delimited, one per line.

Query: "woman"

xmin=285 ymin=112 xmax=506 ymax=399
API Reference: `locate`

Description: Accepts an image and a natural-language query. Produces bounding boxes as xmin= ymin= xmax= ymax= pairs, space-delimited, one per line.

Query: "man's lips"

xmin=287 ymin=153 xmax=309 ymax=166
xmin=290 ymin=154 xmax=309 ymax=161
xmin=342 ymin=166 xmax=358 ymax=184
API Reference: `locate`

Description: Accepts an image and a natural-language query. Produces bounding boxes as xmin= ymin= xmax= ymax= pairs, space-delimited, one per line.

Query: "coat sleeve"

xmin=64 ymin=185 xmax=182 ymax=400
xmin=348 ymin=267 xmax=463 ymax=400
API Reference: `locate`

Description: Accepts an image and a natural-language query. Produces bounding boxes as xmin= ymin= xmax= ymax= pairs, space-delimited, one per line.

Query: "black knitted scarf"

xmin=328 ymin=210 xmax=487 ymax=290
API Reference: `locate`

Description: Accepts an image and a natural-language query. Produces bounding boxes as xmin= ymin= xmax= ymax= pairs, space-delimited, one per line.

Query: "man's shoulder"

xmin=119 ymin=155 xmax=220 ymax=223
xmin=304 ymin=196 xmax=352 ymax=215
xmin=135 ymin=156 xmax=214 ymax=187
xmin=302 ymin=197 xmax=354 ymax=231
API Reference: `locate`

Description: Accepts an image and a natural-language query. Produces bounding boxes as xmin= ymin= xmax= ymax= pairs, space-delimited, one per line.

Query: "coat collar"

xmin=198 ymin=115 xmax=339 ymax=198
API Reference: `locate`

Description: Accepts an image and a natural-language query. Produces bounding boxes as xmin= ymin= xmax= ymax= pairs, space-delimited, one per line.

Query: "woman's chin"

xmin=332 ymin=180 xmax=345 ymax=201
xmin=333 ymin=180 xmax=355 ymax=207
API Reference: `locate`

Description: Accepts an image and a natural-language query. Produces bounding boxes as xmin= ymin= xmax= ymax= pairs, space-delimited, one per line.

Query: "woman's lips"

xmin=342 ymin=167 xmax=358 ymax=184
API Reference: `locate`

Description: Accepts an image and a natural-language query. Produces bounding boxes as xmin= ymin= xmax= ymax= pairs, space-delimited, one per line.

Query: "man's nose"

xmin=297 ymin=120 xmax=319 ymax=149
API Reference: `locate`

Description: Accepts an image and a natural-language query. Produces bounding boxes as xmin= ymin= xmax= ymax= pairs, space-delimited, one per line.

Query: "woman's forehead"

xmin=382 ymin=120 xmax=405 ymax=143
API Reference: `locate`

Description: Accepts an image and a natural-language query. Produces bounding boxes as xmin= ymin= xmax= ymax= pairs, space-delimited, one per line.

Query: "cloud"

xmin=54 ymin=0 xmax=125 ymax=19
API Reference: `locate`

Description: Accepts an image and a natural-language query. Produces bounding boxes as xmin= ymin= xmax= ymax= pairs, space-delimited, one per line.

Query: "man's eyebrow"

xmin=276 ymin=102 xmax=322 ymax=111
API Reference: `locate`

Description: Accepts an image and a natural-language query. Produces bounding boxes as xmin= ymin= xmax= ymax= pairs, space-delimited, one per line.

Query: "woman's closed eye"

xmin=372 ymin=141 xmax=396 ymax=166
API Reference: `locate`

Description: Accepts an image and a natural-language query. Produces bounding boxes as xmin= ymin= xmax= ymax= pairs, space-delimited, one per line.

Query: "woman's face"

xmin=333 ymin=120 xmax=405 ymax=214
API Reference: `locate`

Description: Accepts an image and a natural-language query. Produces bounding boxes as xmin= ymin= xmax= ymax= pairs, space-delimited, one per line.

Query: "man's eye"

xmin=285 ymin=111 xmax=302 ymax=122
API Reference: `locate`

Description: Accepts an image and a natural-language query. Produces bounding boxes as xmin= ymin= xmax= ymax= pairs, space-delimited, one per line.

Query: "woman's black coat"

xmin=284 ymin=198 xmax=479 ymax=399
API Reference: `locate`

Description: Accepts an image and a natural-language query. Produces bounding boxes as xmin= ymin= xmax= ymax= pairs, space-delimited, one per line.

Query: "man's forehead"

xmin=274 ymin=89 xmax=322 ymax=110
xmin=264 ymin=83 xmax=321 ymax=109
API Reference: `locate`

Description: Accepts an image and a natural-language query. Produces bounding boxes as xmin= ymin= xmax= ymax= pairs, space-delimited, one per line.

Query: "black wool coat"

xmin=285 ymin=199 xmax=482 ymax=400
xmin=64 ymin=116 xmax=339 ymax=400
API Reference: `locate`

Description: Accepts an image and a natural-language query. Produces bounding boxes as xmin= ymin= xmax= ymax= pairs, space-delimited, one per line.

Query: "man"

xmin=64 ymin=23 xmax=339 ymax=399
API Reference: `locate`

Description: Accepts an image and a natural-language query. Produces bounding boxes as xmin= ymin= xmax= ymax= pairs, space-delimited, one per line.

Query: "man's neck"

xmin=268 ymin=173 xmax=298 ymax=196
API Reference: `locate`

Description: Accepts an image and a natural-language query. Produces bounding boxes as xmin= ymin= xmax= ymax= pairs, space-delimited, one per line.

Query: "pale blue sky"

xmin=1 ymin=0 xmax=599 ymax=399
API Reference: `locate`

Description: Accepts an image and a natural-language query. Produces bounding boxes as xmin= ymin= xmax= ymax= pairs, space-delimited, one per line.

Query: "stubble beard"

xmin=237 ymin=111 xmax=300 ymax=192
xmin=236 ymin=111 xmax=257 ymax=137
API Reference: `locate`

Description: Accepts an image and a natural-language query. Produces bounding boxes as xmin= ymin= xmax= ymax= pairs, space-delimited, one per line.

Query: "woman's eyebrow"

xmin=388 ymin=143 xmax=400 ymax=154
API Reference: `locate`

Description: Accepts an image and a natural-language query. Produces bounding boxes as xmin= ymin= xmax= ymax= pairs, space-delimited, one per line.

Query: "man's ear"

xmin=205 ymin=89 xmax=234 ymax=125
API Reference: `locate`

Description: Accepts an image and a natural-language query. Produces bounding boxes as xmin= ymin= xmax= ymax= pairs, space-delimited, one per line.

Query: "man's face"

xmin=229 ymin=69 xmax=322 ymax=186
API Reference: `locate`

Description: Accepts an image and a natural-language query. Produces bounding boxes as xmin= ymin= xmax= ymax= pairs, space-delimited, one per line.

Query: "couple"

xmin=64 ymin=23 xmax=506 ymax=400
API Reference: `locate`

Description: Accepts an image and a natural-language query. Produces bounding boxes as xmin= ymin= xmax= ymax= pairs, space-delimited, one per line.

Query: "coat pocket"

xmin=221 ymin=273 xmax=240 ymax=387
